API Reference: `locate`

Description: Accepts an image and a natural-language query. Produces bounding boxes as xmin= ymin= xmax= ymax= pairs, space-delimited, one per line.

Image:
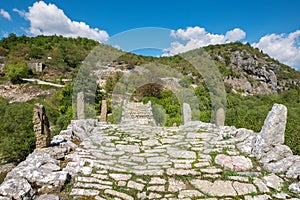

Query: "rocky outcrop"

xmin=0 ymin=106 xmax=80 ymax=199
xmin=217 ymin=48 xmax=300 ymax=95
xmin=252 ymin=103 xmax=287 ymax=159
xmin=236 ymin=103 xmax=300 ymax=194
xmin=0 ymin=178 xmax=33 ymax=200
xmin=0 ymin=84 xmax=54 ymax=103
xmin=0 ymin=151 xmax=70 ymax=199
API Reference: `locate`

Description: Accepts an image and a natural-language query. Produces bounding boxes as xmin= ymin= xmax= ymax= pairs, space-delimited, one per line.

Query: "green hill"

xmin=0 ymin=35 xmax=300 ymax=163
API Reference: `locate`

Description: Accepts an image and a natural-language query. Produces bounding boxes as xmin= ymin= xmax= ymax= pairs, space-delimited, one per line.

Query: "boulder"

xmin=259 ymin=145 xmax=293 ymax=164
xmin=286 ymin=162 xmax=300 ymax=179
xmin=289 ymin=182 xmax=300 ymax=194
xmin=0 ymin=178 xmax=34 ymax=200
xmin=252 ymin=104 xmax=287 ymax=159
xmin=260 ymin=104 xmax=287 ymax=145
xmin=237 ymin=135 xmax=256 ymax=155
xmin=5 ymin=152 xmax=70 ymax=193
xmin=263 ymin=156 xmax=300 ymax=173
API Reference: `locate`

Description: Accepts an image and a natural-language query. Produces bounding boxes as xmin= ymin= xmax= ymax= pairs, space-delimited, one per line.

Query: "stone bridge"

xmin=0 ymin=103 xmax=300 ymax=200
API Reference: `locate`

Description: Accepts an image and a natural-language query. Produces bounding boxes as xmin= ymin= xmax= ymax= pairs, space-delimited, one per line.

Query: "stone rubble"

xmin=0 ymin=103 xmax=299 ymax=199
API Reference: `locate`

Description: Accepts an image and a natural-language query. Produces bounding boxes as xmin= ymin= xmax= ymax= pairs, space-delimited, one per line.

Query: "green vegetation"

xmin=0 ymin=35 xmax=300 ymax=165
xmin=4 ymin=62 xmax=31 ymax=83
xmin=225 ymin=89 xmax=300 ymax=155
xmin=0 ymin=98 xmax=61 ymax=163
xmin=141 ymin=90 xmax=182 ymax=126
xmin=0 ymin=34 xmax=99 ymax=83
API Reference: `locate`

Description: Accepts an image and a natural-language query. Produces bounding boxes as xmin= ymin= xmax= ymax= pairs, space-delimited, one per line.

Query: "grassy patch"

xmin=221 ymin=170 xmax=238 ymax=180
xmin=209 ymin=151 xmax=219 ymax=164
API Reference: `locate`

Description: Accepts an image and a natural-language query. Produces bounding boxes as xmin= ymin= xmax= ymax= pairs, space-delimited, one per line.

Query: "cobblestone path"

xmin=63 ymin=120 xmax=299 ymax=200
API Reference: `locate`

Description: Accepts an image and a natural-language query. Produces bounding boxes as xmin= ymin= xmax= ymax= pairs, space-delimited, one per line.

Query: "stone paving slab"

xmin=59 ymin=121 xmax=300 ymax=200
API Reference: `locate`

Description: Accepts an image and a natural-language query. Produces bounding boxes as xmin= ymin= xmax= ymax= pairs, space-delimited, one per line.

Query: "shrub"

xmin=4 ymin=62 xmax=31 ymax=84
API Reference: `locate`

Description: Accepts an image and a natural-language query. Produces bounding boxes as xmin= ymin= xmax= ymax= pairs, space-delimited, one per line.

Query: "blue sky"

xmin=0 ymin=0 xmax=300 ymax=68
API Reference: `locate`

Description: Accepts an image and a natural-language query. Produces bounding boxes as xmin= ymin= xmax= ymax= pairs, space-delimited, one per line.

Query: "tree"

xmin=28 ymin=46 xmax=44 ymax=59
xmin=0 ymin=101 xmax=35 ymax=162
xmin=4 ymin=62 xmax=31 ymax=84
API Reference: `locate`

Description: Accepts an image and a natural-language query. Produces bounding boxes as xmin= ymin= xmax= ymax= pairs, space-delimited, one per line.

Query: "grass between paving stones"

xmin=281 ymin=180 xmax=300 ymax=198
xmin=197 ymin=129 xmax=206 ymax=133
xmin=208 ymin=151 xmax=219 ymax=165
xmin=100 ymin=195 xmax=114 ymax=200
xmin=221 ymin=170 xmax=238 ymax=180
xmin=259 ymin=171 xmax=270 ymax=177
xmin=222 ymin=135 xmax=232 ymax=140
xmin=113 ymin=185 xmax=137 ymax=196
xmin=201 ymin=191 xmax=214 ymax=198
xmin=222 ymin=146 xmax=231 ymax=152
xmin=59 ymin=181 xmax=75 ymax=200
xmin=191 ymin=153 xmax=201 ymax=169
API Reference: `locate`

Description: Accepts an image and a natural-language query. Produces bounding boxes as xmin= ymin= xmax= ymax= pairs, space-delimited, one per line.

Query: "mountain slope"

xmin=204 ymin=42 xmax=300 ymax=95
xmin=0 ymin=35 xmax=299 ymax=160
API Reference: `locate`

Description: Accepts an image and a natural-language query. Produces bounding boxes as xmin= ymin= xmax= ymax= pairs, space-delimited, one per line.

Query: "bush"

xmin=4 ymin=62 xmax=31 ymax=84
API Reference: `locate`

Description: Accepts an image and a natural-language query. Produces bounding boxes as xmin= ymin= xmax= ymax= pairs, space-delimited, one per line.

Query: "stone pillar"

xmin=216 ymin=107 xmax=225 ymax=126
xmin=77 ymin=92 xmax=85 ymax=119
xmin=183 ymin=103 xmax=192 ymax=125
xmin=99 ymin=100 xmax=107 ymax=122
xmin=33 ymin=103 xmax=51 ymax=149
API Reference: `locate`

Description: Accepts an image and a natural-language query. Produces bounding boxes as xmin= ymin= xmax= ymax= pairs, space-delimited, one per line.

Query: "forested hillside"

xmin=0 ymin=35 xmax=300 ymax=164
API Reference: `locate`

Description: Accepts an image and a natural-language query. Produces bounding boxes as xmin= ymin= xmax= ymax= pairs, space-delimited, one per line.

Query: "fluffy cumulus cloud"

xmin=163 ymin=26 xmax=246 ymax=56
xmin=0 ymin=9 xmax=11 ymax=21
xmin=253 ymin=31 xmax=300 ymax=67
xmin=14 ymin=1 xmax=108 ymax=42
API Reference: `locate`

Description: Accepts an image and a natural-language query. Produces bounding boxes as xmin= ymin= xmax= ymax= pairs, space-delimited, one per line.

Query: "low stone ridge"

xmin=0 ymin=103 xmax=300 ymax=199
xmin=0 ymin=123 xmax=78 ymax=199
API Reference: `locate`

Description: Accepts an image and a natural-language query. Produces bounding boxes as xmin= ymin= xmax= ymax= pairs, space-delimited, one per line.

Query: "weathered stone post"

xmin=33 ymin=103 xmax=51 ymax=149
xmin=77 ymin=92 xmax=85 ymax=119
xmin=99 ymin=100 xmax=107 ymax=122
xmin=183 ymin=103 xmax=192 ymax=125
xmin=215 ymin=107 xmax=225 ymax=126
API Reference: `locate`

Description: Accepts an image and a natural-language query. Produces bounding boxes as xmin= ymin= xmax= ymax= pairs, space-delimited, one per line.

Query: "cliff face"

xmin=205 ymin=43 xmax=300 ymax=95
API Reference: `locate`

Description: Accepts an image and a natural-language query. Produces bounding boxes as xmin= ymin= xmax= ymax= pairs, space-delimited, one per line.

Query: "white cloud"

xmin=0 ymin=9 xmax=11 ymax=21
xmin=15 ymin=1 xmax=108 ymax=42
xmin=253 ymin=31 xmax=300 ymax=67
xmin=163 ymin=26 xmax=246 ymax=56
xmin=225 ymin=28 xmax=246 ymax=41
xmin=12 ymin=8 xmax=26 ymax=17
